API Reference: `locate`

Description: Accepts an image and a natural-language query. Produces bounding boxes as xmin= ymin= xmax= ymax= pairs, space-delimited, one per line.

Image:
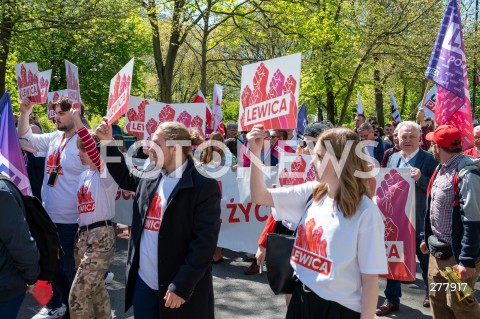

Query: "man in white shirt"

xmin=18 ymin=97 xmax=85 ymax=319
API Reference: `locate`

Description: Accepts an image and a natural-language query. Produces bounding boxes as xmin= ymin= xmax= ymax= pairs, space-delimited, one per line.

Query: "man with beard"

xmin=18 ymin=97 xmax=86 ymax=319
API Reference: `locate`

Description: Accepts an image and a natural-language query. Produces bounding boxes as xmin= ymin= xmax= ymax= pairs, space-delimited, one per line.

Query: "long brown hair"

xmin=312 ymin=128 xmax=371 ymax=219
xmin=201 ymin=132 xmax=225 ymax=164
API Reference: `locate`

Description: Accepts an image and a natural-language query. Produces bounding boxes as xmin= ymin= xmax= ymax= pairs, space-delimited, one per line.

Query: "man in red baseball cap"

xmin=420 ymin=124 xmax=480 ymax=319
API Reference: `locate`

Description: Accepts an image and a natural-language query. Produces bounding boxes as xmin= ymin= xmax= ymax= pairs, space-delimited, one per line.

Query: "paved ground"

xmin=18 ymin=227 xmax=480 ymax=319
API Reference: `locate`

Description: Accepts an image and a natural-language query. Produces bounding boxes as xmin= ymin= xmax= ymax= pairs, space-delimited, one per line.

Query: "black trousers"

xmin=286 ymin=281 xmax=360 ymax=319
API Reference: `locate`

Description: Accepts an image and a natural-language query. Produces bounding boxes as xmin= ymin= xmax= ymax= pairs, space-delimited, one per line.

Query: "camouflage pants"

xmin=69 ymin=226 xmax=115 ymax=319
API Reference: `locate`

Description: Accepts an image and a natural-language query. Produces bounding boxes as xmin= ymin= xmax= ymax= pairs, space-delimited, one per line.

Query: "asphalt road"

xmin=18 ymin=236 xmax=480 ymax=319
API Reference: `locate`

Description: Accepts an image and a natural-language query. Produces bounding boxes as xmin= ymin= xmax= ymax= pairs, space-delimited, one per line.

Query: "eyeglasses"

xmin=298 ymin=140 xmax=316 ymax=149
xmin=271 ymin=135 xmax=282 ymax=139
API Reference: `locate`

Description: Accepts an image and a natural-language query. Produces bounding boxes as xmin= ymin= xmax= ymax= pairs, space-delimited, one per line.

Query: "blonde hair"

xmin=201 ymin=132 xmax=225 ymax=164
xmin=157 ymin=122 xmax=196 ymax=158
xmin=313 ymin=128 xmax=371 ymax=219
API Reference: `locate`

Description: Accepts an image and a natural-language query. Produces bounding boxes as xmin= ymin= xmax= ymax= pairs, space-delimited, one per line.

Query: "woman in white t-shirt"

xmin=248 ymin=126 xmax=388 ymax=319
xmin=68 ymin=110 xmax=118 ymax=319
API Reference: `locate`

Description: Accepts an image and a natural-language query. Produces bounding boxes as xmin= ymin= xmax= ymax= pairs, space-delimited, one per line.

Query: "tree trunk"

xmin=200 ymin=0 xmax=211 ymax=94
xmin=374 ymin=68 xmax=384 ymax=128
xmin=0 ymin=4 xmax=13 ymax=96
xmin=325 ymin=71 xmax=335 ymax=123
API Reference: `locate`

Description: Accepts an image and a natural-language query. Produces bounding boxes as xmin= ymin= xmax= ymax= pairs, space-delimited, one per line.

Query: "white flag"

xmin=357 ymin=91 xmax=364 ymax=115
xmin=390 ymin=89 xmax=402 ymax=125
xmin=212 ymin=84 xmax=223 ymax=131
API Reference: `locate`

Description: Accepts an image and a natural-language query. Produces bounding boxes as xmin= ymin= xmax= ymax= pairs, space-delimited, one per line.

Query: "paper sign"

xmin=374 ymin=168 xmax=416 ymax=281
xmin=65 ymin=60 xmax=81 ymax=109
xmin=107 ymin=58 xmax=134 ymax=124
xmin=38 ymin=70 xmax=52 ymax=104
xmin=143 ymin=101 xmax=207 ymax=140
xmin=15 ymin=63 xmax=42 ymax=104
xmin=277 ymin=154 xmax=316 ymax=186
xmin=239 ymin=53 xmax=301 ymax=130
xmin=125 ymin=96 xmax=149 ymax=137
xmin=416 ymin=85 xmax=437 ymax=119
xmin=47 ymin=90 xmax=68 ymax=120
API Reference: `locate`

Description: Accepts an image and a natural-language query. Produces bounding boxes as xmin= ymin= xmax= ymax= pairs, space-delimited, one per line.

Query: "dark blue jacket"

xmin=373 ymin=137 xmax=393 ymax=165
xmin=0 ymin=178 xmax=39 ymax=301
xmin=387 ymin=149 xmax=437 ymax=239
xmin=105 ymin=144 xmax=221 ymax=318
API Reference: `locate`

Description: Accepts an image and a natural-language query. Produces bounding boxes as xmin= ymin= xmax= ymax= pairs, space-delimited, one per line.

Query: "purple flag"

xmin=297 ymin=102 xmax=308 ymax=135
xmin=425 ymin=0 xmax=474 ymax=150
xmin=0 ymin=91 xmax=32 ymax=195
xmin=425 ymin=0 xmax=465 ymax=98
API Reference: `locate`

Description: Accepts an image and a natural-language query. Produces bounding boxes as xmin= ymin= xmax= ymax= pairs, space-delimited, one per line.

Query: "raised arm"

xmin=71 ymin=108 xmax=104 ymax=172
xmin=247 ymin=126 xmax=274 ymax=207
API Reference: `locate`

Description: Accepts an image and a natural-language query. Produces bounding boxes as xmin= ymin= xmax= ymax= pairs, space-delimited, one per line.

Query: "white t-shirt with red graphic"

xmin=20 ymin=128 xmax=87 ymax=224
xmin=138 ymin=161 xmax=187 ymax=290
xmin=76 ymin=169 xmax=118 ymax=226
xmin=271 ymin=182 xmax=388 ymax=313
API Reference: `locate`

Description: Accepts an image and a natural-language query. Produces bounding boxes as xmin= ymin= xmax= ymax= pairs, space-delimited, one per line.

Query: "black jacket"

xmin=106 ymin=145 xmax=221 ymax=318
xmin=0 ymin=179 xmax=39 ymax=301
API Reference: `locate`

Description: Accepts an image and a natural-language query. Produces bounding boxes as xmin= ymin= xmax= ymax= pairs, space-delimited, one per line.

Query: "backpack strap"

xmin=426 ymin=167 xmax=440 ymax=198
xmin=453 ymin=171 xmax=460 ymax=207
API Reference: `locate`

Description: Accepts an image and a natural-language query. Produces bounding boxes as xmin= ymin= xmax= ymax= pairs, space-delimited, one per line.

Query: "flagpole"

xmin=420 ymin=80 xmax=432 ymax=111
xmin=472 ymin=0 xmax=478 ymax=118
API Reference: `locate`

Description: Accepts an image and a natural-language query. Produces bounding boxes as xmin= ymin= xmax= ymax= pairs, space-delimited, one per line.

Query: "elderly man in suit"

xmin=376 ymin=121 xmax=438 ymax=316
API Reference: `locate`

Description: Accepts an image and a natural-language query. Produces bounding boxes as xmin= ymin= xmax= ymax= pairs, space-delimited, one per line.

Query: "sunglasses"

xmin=298 ymin=140 xmax=316 ymax=149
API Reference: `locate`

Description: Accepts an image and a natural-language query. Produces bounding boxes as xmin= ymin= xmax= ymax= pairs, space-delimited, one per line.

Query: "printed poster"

xmin=374 ymin=168 xmax=416 ymax=281
xmin=15 ymin=63 xmax=42 ymax=104
xmin=65 ymin=60 xmax=81 ymax=109
xmin=47 ymin=90 xmax=69 ymax=120
xmin=143 ymin=101 xmax=207 ymax=140
xmin=277 ymin=153 xmax=316 ymax=186
xmin=38 ymin=70 xmax=52 ymax=104
xmin=107 ymin=58 xmax=134 ymax=124
xmin=239 ymin=53 xmax=301 ymax=131
xmin=417 ymin=85 xmax=437 ymax=119
xmin=125 ymin=96 xmax=149 ymax=137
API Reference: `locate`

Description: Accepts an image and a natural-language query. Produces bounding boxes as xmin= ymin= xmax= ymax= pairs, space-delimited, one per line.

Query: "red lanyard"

xmin=54 ymin=133 xmax=76 ymax=167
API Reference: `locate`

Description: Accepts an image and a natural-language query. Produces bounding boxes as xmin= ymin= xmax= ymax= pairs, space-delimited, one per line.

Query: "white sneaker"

xmin=104 ymin=271 xmax=114 ymax=284
xmin=32 ymin=304 xmax=66 ymax=319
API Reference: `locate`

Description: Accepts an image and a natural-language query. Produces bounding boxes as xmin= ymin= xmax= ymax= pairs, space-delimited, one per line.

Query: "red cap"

xmin=426 ymin=125 xmax=462 ymax=148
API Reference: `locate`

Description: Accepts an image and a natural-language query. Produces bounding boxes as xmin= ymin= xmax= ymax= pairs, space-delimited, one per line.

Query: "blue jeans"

xmin=385 ymin=237 xmax=429 ymax=305
xmin=0 ymin=293 xmax=25 ymax=319
xmin=133 ymin=275 xmax=160 ymax=319
xmin=48 ymin=223 xmax=78 ymax=309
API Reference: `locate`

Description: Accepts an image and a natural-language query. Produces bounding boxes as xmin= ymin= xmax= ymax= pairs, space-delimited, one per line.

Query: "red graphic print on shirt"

xmin=145 ymin=193 xmax=162 ymax=231
xmin=77 ymin=185 xmax=95 ymax=214
xmin=46 ymin=153 xmax=64 ymax=175
xmin=291 ymin=217 xmax=332 ymax=275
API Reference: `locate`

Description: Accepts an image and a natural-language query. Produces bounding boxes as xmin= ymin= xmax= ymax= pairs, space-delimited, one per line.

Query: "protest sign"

xmin=47 ymin=90 xmax=69 ymax=120
xmin=143 ymin=101 xmax=207 ymax=140
xmin=65 ymin=60 xmax=81 ymax=109
xmin=374 ymin=168 xmax=416 ymax=281
xmin=38 ymin=70 xmax=51 ymax=104
xmin=239 ymin=53 xmax=301 ymax=130
xmin=416 ymin=85 xmax=437 ymax=119
xmin=15 ymin=63 xmax=42 ymax=104
xmin=124 ymin=96 xmax=149 ymax=136
xmin=278 ymin=153 xmax=316 ymax=186
xmin=107 ymin=58 xmax=134 ymax=124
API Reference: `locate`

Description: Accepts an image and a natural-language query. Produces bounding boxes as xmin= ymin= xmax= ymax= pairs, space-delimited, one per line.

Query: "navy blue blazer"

xmin=387 ymin=149 xmax=438 ymax=239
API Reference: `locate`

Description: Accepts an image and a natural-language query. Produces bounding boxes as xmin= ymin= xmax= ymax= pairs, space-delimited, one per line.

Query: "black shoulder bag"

xmin=265 ymin=194 xmax=313 ymax=295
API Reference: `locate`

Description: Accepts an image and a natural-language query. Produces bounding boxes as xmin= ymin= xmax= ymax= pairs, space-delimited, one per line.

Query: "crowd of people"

xmin=0 ymin=95 xmax=479 ymax=319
